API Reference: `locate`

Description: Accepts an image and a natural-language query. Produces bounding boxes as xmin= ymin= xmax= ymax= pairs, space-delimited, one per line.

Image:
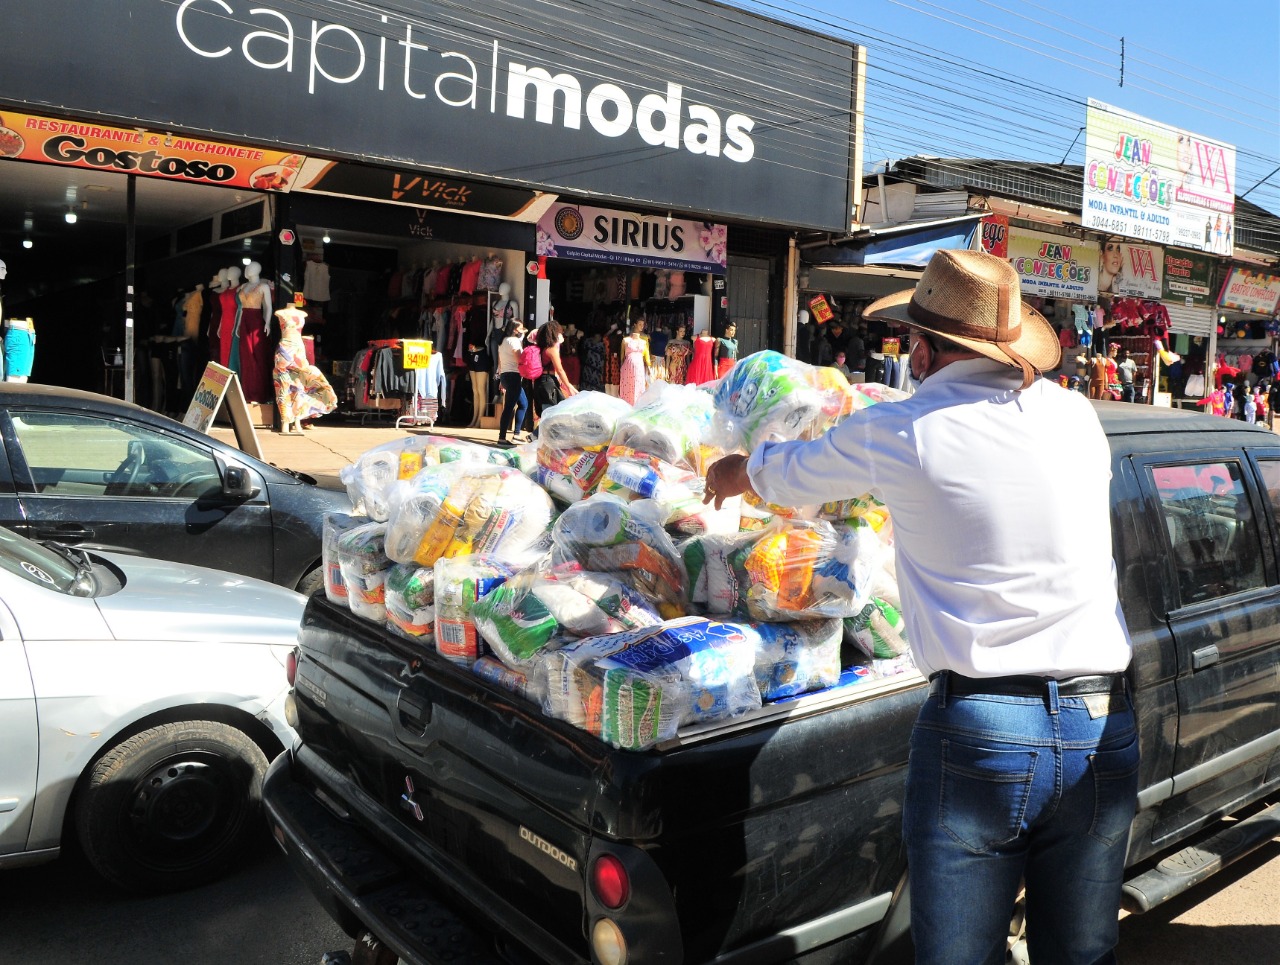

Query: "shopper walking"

xmin=704 ymin=249 xmax=1137 ymax=965
xmin=495 ymin=320 xmax=528 ymax=447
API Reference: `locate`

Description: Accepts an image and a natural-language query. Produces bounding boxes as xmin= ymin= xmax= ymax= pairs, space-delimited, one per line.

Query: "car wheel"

xmin=75 ymin=720 xmax=269 ymax=893
xmin=295 ymin=565 xmax=324 ymax=598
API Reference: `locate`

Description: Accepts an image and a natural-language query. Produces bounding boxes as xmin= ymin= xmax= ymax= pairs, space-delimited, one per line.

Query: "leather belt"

xmin=929 ymin=671 xmax=1127 ymax=699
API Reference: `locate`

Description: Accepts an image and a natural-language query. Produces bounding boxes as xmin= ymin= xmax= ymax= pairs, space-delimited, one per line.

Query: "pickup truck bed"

xmin=266 ymin=403 xmax=1280 ymax=964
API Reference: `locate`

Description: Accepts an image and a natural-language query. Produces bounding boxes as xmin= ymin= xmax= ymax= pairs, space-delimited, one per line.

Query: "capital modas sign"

xmin=0 ymin=0 xmax=861 ymax=232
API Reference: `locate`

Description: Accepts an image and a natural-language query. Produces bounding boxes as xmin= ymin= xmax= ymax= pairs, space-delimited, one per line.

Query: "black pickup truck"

xmin=264 ymin=402 xmax=1280 ymax=965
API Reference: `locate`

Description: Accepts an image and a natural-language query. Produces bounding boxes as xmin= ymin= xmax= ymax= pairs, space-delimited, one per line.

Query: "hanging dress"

xmin=605 ymin=329 xmax=623 ymax=391
xmin=581 ymin=336 xmax=606 ymax=392
xmin=273 ymin=309 xmax=337 ymax=426
xmin=685 ymin=335 xmax=717 ymax=385
xmin=618 ymin=335 xmax=650 ymax=405
xmin=217 ymin=285 xmax=240 ymax=370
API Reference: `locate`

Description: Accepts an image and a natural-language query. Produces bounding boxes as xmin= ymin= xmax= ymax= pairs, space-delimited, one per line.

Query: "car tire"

xmin=75 ymin=720 xmax=269 ymax=893
xmin=295 ymin=565 xmax=325 ymax=598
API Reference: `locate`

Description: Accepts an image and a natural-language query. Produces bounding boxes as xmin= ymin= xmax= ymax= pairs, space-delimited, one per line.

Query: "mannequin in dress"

xmin=618 ymin=320 xmax=651 ymax=405
xmin=273 ymin=305 xmax=337 ymax=433
xmin=795 ymin=309 xmax=812 ymax=364
xmin=0 ymin=259 xmax=6 ymax=381
xmin=237 ymin=261 xmax=274 ymax=402
xmin=715 ymin=322 xmax=739 ymax=378
xmin=217 ymin=266 xmax=242 ymax=369
xmin=664 ymin=323 xmax=691 ymax=385
xmin=685 ymin=325 xmax=717 ymax=385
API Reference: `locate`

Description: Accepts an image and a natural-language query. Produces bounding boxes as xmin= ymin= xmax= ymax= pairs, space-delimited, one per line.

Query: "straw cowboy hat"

xmin=863 ymin=248 xmax=1062 ymax=387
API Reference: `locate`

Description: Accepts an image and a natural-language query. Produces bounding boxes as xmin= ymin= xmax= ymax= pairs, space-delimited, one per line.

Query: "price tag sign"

xmin=808 ymin=295 xmax=834 ymax=324
xmin=882 ymin=336 xmax=901 ymax=356
xmin=403 ymin=340 xmax=433 ymax=369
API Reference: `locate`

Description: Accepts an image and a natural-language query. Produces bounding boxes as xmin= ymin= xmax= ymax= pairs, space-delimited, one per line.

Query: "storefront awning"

xmin=803 ymin=215 xmax=982 ymax=268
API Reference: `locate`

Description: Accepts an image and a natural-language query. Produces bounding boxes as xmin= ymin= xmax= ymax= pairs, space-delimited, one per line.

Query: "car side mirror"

xmin=223 ymin=463 xmax=261 ymax=500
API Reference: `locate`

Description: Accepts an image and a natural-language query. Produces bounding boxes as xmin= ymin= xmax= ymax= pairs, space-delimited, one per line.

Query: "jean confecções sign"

xmin=0 ymin=1 xmax=860 ymax=231
xmin=1081 ymin=99 xmax=1235 ymax=254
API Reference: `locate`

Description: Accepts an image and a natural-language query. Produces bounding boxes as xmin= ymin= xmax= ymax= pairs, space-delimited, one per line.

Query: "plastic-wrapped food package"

xmin=472 ymin=566 xmax=661 ymax=670
xmin=750 ymin=618 xmax=843 ymax=700
xmin=336 ymin=521 xmax=393 ymax=623
xmin=340 ymin=435 xmax=495 ymax=521
xmin=693 ymin=518 xmax=882 ymax=621
xmin=433 ymin=555 xmax=517 ymax=666
xmin=535 ymin=444 xmax=611 ymax=503
xmin=552 ymin=493 xmax=685 ymax=608
xmin=540 ymin=617 xmax=761 ymax=750
xmin=385 ymin=563 xmax=436 ymax=644
xmin=384 ymin=463 xmax=554 ymax=568
xmin=711 ymin=351 xmax=825 ymax=452
xmin=472 ymin=655 xmax=547 ymax=705
xmin=844 ymin=597 xmax=910 ymax=660
xmin=538 ymin=391 xmax=633 ymax=450
xmin=322 ymin=513 xmax=364 ymax=606
xmin=609 ymin=383 xmax=716 ymax=472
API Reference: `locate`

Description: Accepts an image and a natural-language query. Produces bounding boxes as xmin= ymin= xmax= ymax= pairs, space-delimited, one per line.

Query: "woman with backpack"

xmin=517 ymin=325 xmax=544 ymax=440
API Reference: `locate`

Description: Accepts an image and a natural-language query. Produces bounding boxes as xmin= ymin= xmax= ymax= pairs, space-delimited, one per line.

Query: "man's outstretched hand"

xmin=703 ymin=454 xmax=753 ymax=510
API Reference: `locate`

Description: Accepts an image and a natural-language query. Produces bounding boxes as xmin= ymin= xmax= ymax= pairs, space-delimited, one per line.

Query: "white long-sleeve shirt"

xmin=747 ymin=358 xmax=1131 ymax=679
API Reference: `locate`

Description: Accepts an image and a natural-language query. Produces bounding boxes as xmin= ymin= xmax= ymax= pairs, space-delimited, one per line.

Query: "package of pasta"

xmin=432 ymin=555 xmax=517 ymax=666
xmin=749 ymin=618 xmax=843 ymax=701
xmin=322 ymin=513 xmax=365 ymax=607
xmin=339 ymin=435 xmax=495 ymax=521
xmin=383 ymin=463 xmax=554 ymax=569
xmin=609 ymin=382 xmax=716 ymax=472
xmin=696 ymin=518 xmax=876 ymax=622
xmin=471 ymin=566 xmax=660 ymax=670
xmin=384 ymin=563 xmax=437 ymax=645
xmin=335 ymin=521 xmax=393 ymax=623
xmin=711 ymin=351 xmax=825 ymax=452
xmin=538 ymin=391 xmax=633 ymax=450
xmin=552 ymin=493 xmax=685 ymax=607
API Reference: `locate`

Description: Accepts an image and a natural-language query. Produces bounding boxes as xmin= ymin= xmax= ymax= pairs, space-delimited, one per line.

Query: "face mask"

xmin=908 ymin=343 xmax=927 ymax=391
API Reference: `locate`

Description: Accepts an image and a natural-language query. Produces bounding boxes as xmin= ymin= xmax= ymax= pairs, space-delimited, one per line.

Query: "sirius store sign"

xmin=0 ymin=1 xmax=859 ymax=232
xmin=537 ymin=202 xmax=727 ymax=274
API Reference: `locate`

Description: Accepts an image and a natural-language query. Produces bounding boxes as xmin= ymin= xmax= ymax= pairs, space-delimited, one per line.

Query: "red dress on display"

xmin=237 ymin=281 xmax=275 ymax=403
xmin=217 ymin=286 xmax=240 ymax=369
xmin=685 ymin=335 xmax=717 ymax=385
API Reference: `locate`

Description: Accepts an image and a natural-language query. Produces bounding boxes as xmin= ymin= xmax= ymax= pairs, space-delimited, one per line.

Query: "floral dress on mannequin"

xmin=664 ymin=331 xmax=691 ymax=384
xmin=618 ymin=333 xmax=650 ymax=405
xmin=273 ymin=307 xmax=337 ymax=432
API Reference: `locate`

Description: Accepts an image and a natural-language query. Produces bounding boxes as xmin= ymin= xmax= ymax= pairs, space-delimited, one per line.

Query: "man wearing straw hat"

xmin=706 ymin=250 xmax=1136 ymax=964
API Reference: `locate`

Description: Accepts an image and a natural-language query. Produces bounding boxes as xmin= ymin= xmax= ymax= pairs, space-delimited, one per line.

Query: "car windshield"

xmin=0 ymin=526 xmax=97 ymax=597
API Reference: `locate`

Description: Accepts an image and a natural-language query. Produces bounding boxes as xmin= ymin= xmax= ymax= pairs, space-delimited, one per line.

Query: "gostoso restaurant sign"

xmin=0 ymin=108 xmax=307 ymax=191
xmin=537 ymin=203 xmax=727 ymax=274
xmin=0 ymin=0 xmax=861 ymax=232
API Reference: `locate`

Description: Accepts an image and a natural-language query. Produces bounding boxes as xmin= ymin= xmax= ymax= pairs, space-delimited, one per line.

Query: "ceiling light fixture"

xmin=242 ymin=256 xmax=252 ymax=266
xmin=322 ymin=230 xmax=331 ymax=244
xmin=22 ymin=238 xmax=33 ymax=249
xmin=65 ymin=209 xmax=78 ymax=224
xmin=666 ymin=211 xmax=672 ymax=223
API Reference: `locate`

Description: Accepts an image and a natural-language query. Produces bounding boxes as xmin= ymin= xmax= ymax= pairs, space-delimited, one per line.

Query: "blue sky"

xmin=735 ymin=0 xmax=1280 ymax=216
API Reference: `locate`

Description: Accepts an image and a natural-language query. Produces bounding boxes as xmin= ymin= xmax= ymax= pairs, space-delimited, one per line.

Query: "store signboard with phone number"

xmin=0 ymin=108 xmax=308 ymax=192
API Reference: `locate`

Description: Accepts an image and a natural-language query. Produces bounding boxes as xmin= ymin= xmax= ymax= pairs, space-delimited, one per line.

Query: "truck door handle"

xmin=32 ymin=524 xmax=95 ymax=542
xmin=1192 ymin=645 xmax=1219 ymax=670
xmin=396 ymin=690 xmax=432 ymax=739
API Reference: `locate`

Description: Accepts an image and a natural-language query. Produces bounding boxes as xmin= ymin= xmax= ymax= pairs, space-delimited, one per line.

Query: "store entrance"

xmin=542 ymin=258 xmax=712 ymax=392
xmin=0 ymin=157 xmax=270 ymax=409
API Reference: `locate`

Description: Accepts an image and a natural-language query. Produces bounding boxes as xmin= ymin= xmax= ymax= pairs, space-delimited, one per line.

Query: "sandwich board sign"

xmin=182 ymin=362 xmax=263 ymax=460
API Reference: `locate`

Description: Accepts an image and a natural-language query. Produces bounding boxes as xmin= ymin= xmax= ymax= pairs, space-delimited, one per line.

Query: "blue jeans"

xmin=498 ymin=371 xmax=527 ymax=439
xmin=904 ymin=680 xmax=1139 ymax=965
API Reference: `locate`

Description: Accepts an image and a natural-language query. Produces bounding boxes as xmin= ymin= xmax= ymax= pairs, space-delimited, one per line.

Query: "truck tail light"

xmin=286 ymin=648 xmax=298 ymax=686
xmin=591 ymin=918 xmax=627 ymax=965
xmin=591 ymin=854 xmax=630 ymax=909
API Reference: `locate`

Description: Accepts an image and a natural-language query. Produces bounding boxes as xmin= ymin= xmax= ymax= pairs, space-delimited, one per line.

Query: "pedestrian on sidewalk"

xmin=496 ymin=320 xmax=528 ymax=446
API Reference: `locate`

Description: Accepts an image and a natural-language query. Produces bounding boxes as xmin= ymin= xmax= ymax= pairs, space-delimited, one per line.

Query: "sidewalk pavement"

xmin=208 ymin=418 xmax=511 ymax=485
